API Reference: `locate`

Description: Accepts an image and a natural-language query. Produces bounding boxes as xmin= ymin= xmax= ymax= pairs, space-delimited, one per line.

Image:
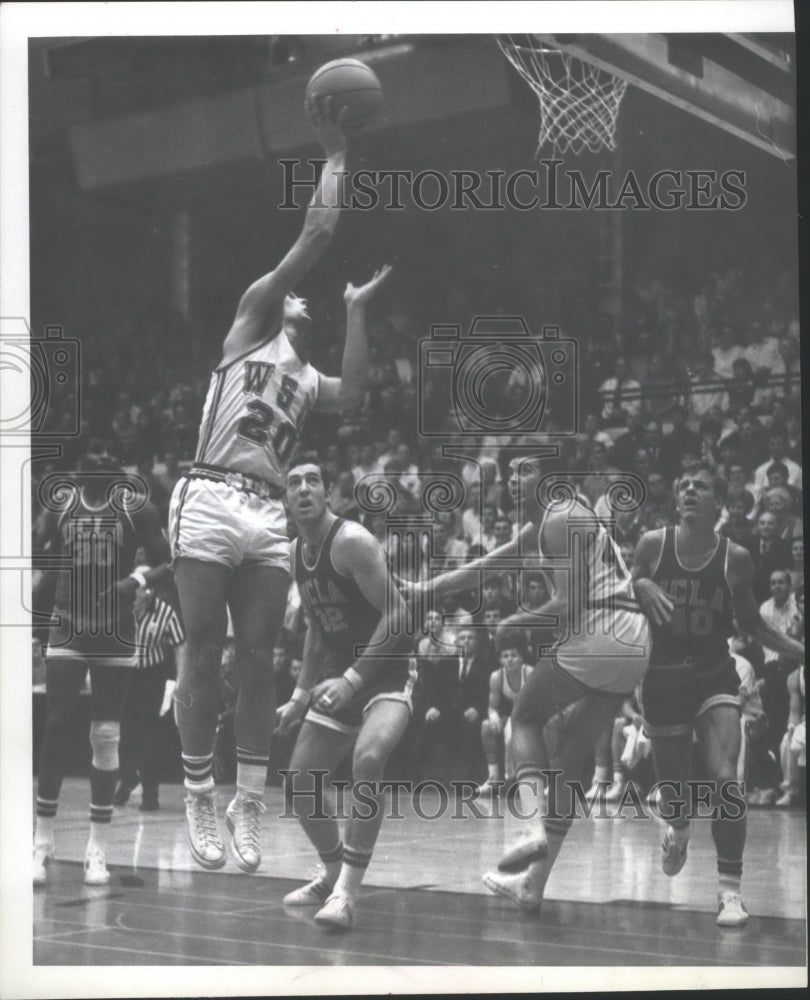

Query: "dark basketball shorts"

xmin=639 ymin=654 xmax=741 ymax=738
xmin=305 ymin=659 xmax=414 ymax=736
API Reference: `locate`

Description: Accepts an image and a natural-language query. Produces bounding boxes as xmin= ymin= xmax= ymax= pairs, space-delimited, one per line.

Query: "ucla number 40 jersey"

xmin=195 ymin=330 xmax=322 ymax=486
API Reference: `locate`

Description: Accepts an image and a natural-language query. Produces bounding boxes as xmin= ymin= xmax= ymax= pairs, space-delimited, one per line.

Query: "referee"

xmin=114 ymin=574 xmax=186 ymax=811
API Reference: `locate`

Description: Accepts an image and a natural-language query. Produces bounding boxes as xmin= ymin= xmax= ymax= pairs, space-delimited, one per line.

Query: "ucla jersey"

xmin=649 ymin=527 xmax=735 ymax=670
xmin=42 ymin=486 xmax=161 ymax=659
xmin=195 ymin=329 xmax=321 ymax=487
xmin=294 ymin=518 xmax=383 ymax=673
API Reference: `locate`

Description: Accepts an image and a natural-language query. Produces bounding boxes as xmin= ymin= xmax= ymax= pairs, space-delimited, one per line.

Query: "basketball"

xmin=306 ymin=58 xmax=383 ymax=126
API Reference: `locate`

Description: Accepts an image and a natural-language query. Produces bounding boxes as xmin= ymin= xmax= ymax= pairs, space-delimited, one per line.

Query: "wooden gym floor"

xmin=33 ymin=778 xmax=806 ymax=970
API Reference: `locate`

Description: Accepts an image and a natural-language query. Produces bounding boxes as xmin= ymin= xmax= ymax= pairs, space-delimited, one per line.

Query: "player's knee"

xmin=89 ymin=720 xmax=120 ymax=771
xmin=352 ymin=746 xmax=386 ymax=782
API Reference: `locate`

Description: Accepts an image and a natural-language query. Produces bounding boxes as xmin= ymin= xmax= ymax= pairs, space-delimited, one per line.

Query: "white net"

xmin=498 ymin=35 xmax=628 ymax=155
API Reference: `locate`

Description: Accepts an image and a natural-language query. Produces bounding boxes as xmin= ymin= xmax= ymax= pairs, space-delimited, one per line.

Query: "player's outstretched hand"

xmin=306 ymin=94 xmax=349 ymax=157
xmin=344 ymin=264 xmax=393 ymax=307
xmin=634 ymin=578 xmax=673 ymax=626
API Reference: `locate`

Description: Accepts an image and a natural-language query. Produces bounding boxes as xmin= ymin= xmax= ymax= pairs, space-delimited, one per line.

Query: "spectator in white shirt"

xmin=599 ymin=357 xmax=642 ymax=427
xmin=744 ymin=318 xmax=782 ymax=374
xmin=753 ymin=428 xmax=802 ymax=490
xmin=352 ymin=442 xmax=384 ymax=485
xmin=688 ymin=351 xmax=729 ymax=423
xmin=395 ymin=442 xmax=421 ymax=499
xmin=759 ymin=570 xmax=799 ymax=665
xmin=712 ymin=321 xmax=745 ymax=379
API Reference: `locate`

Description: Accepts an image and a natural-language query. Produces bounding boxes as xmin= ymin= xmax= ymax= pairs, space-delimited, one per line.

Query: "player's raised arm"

xmin=316 ymin=264 xmax=393 ymax=413
xmin=222 ymin=99 xmax=349 ymax=360
xmin=727 ymin=543 xmax=804 ymax=661
xmin=412 ymin=522 xmax=537 ymax=601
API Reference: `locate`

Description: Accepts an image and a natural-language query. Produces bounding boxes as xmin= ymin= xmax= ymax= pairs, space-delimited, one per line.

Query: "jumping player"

xmin=33 ymin=440 xmax=170 ymax=885
xmin=412 ymin=456 xmax=650 ymax=910
xmin=169 ymin=98 xmax=392 ymax=873
xmin=633 ymin=463 xmax=804 ymax=926
xmin=276 ymin=462 xmax=412 ymax=931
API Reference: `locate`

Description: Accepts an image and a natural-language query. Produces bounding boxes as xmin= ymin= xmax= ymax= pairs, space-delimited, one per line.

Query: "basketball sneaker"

xmin=83 ymin=845 xmax=111 ymax=886
xmin=226 ymin=795 xmax=266 ymax=873
xmin=660 ymin=825 xmax=689 ymax=877
xmin=33 ymin=843 xmax=53 ymax=888
xmin=497 ymin=824 xmax=548 ymax=873
xmin=283 ymin=873 xmax=334 ymax=906
xmin=314 ymin=891 xmax=355 ymax=931
xmin=717 ymin=890 xmax=749 ymax=927
xmin=475 ymin=780 xmax=502 ymax=799
xmin=185 ymin=791 xmax=226 ymax=870
xmin=482 ymin=870 xmax=542 ymax=912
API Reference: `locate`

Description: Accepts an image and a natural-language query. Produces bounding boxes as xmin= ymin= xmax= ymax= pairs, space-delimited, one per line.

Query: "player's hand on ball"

xmin=634 ymin=578 xmax=673 ymax=625
xmin=306 ymin=94 xmax=349 ymax=157
xmin=344 ymin=264 xmax=393 ymax=306
xmin=312 ymin=677 xmax=354 ymax=713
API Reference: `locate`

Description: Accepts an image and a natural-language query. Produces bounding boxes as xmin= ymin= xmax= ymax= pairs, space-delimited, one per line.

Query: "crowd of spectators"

xmin=32 ymin=247 xmax=804 ymax=807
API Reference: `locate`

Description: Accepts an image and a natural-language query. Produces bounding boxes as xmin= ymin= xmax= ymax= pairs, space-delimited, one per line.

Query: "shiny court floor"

xmin=34 ymin=779 xmax=806 ymax=968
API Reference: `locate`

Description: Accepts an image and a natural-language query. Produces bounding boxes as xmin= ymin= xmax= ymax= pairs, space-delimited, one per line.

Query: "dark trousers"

xmin=119 ymin=667 xmax=167 ymax=791
xmin=409 ymin=710 xmax=486 ymax=786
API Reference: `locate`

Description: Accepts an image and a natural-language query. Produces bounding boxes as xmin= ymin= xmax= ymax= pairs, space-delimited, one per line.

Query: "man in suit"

xmin=750 ymin=511 xmax=792 ymax=604
xmin=412 ymin=624 xmax=496 ymax=784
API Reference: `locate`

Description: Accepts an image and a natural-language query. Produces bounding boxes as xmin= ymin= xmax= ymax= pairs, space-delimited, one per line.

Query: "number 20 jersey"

xmin=195 ymin=328 xmax=322 ymax=487
xmin=648 ymin=526 xmax=734 ymax=670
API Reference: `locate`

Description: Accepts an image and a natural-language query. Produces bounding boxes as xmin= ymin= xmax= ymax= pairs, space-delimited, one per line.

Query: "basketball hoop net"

xmin=498 ymin=35 xmax=628 ymax=155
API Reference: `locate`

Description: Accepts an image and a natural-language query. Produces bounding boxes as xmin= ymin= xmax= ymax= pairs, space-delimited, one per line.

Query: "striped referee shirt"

xmin=134 ymin=595 xmax=185 ymax=669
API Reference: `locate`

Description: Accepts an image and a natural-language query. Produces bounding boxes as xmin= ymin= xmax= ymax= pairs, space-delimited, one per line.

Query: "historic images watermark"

xmin=279 ymin=159 xmax=748 ymax=212
xmin=280 ymin=770 xmax=747 ymax=822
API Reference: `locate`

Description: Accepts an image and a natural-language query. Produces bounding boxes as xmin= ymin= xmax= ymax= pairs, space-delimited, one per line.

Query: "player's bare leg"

xmin=283 ymin=720 xmax=355 ymax=906
xmin=225 ymin=564 xmax=288 ymax=872
xmin=648 ymin=732 xmax=694 ymax=878
xmin=695 ymin=705 xmax=748 ymax=926
xmin=174 ymin=558 xmax=230 ymax=869
xmin=486 ymin=692 xmax=621 ymax=911
xmin=316 ymin=699 xmax=411 ymax=931
xmin=495 ymin=659 xmax=586 ymax=872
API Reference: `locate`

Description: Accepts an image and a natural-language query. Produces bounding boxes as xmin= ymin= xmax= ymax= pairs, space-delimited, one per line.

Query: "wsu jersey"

xmin=537 ymin=498 xmax=638 ymax=617
xmin=649 ymin=527 xmax=735 ymax=669
xmin=40 ymin=486 xmax=163 ymax=659
xmin=294 ymin=518 xmax=382 ymax=673
xmin=195 ymin=328 xmax=321 ymax=487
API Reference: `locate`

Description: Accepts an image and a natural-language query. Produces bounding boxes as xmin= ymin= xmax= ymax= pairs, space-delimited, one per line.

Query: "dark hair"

xmin=286 ymin=461 xmax=332 ymax=491
xmin=681 ymin=463 xmax=728 ymax=502
xmin=699 ymin=416 xmax=723 ymax=439
xmin=495 ymin=626 xmax=527 ymax=657
xmin=766 ymin=461 xmax=789 ymax=480
xmin=727 ymin=488 xmax=755 ymax=515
